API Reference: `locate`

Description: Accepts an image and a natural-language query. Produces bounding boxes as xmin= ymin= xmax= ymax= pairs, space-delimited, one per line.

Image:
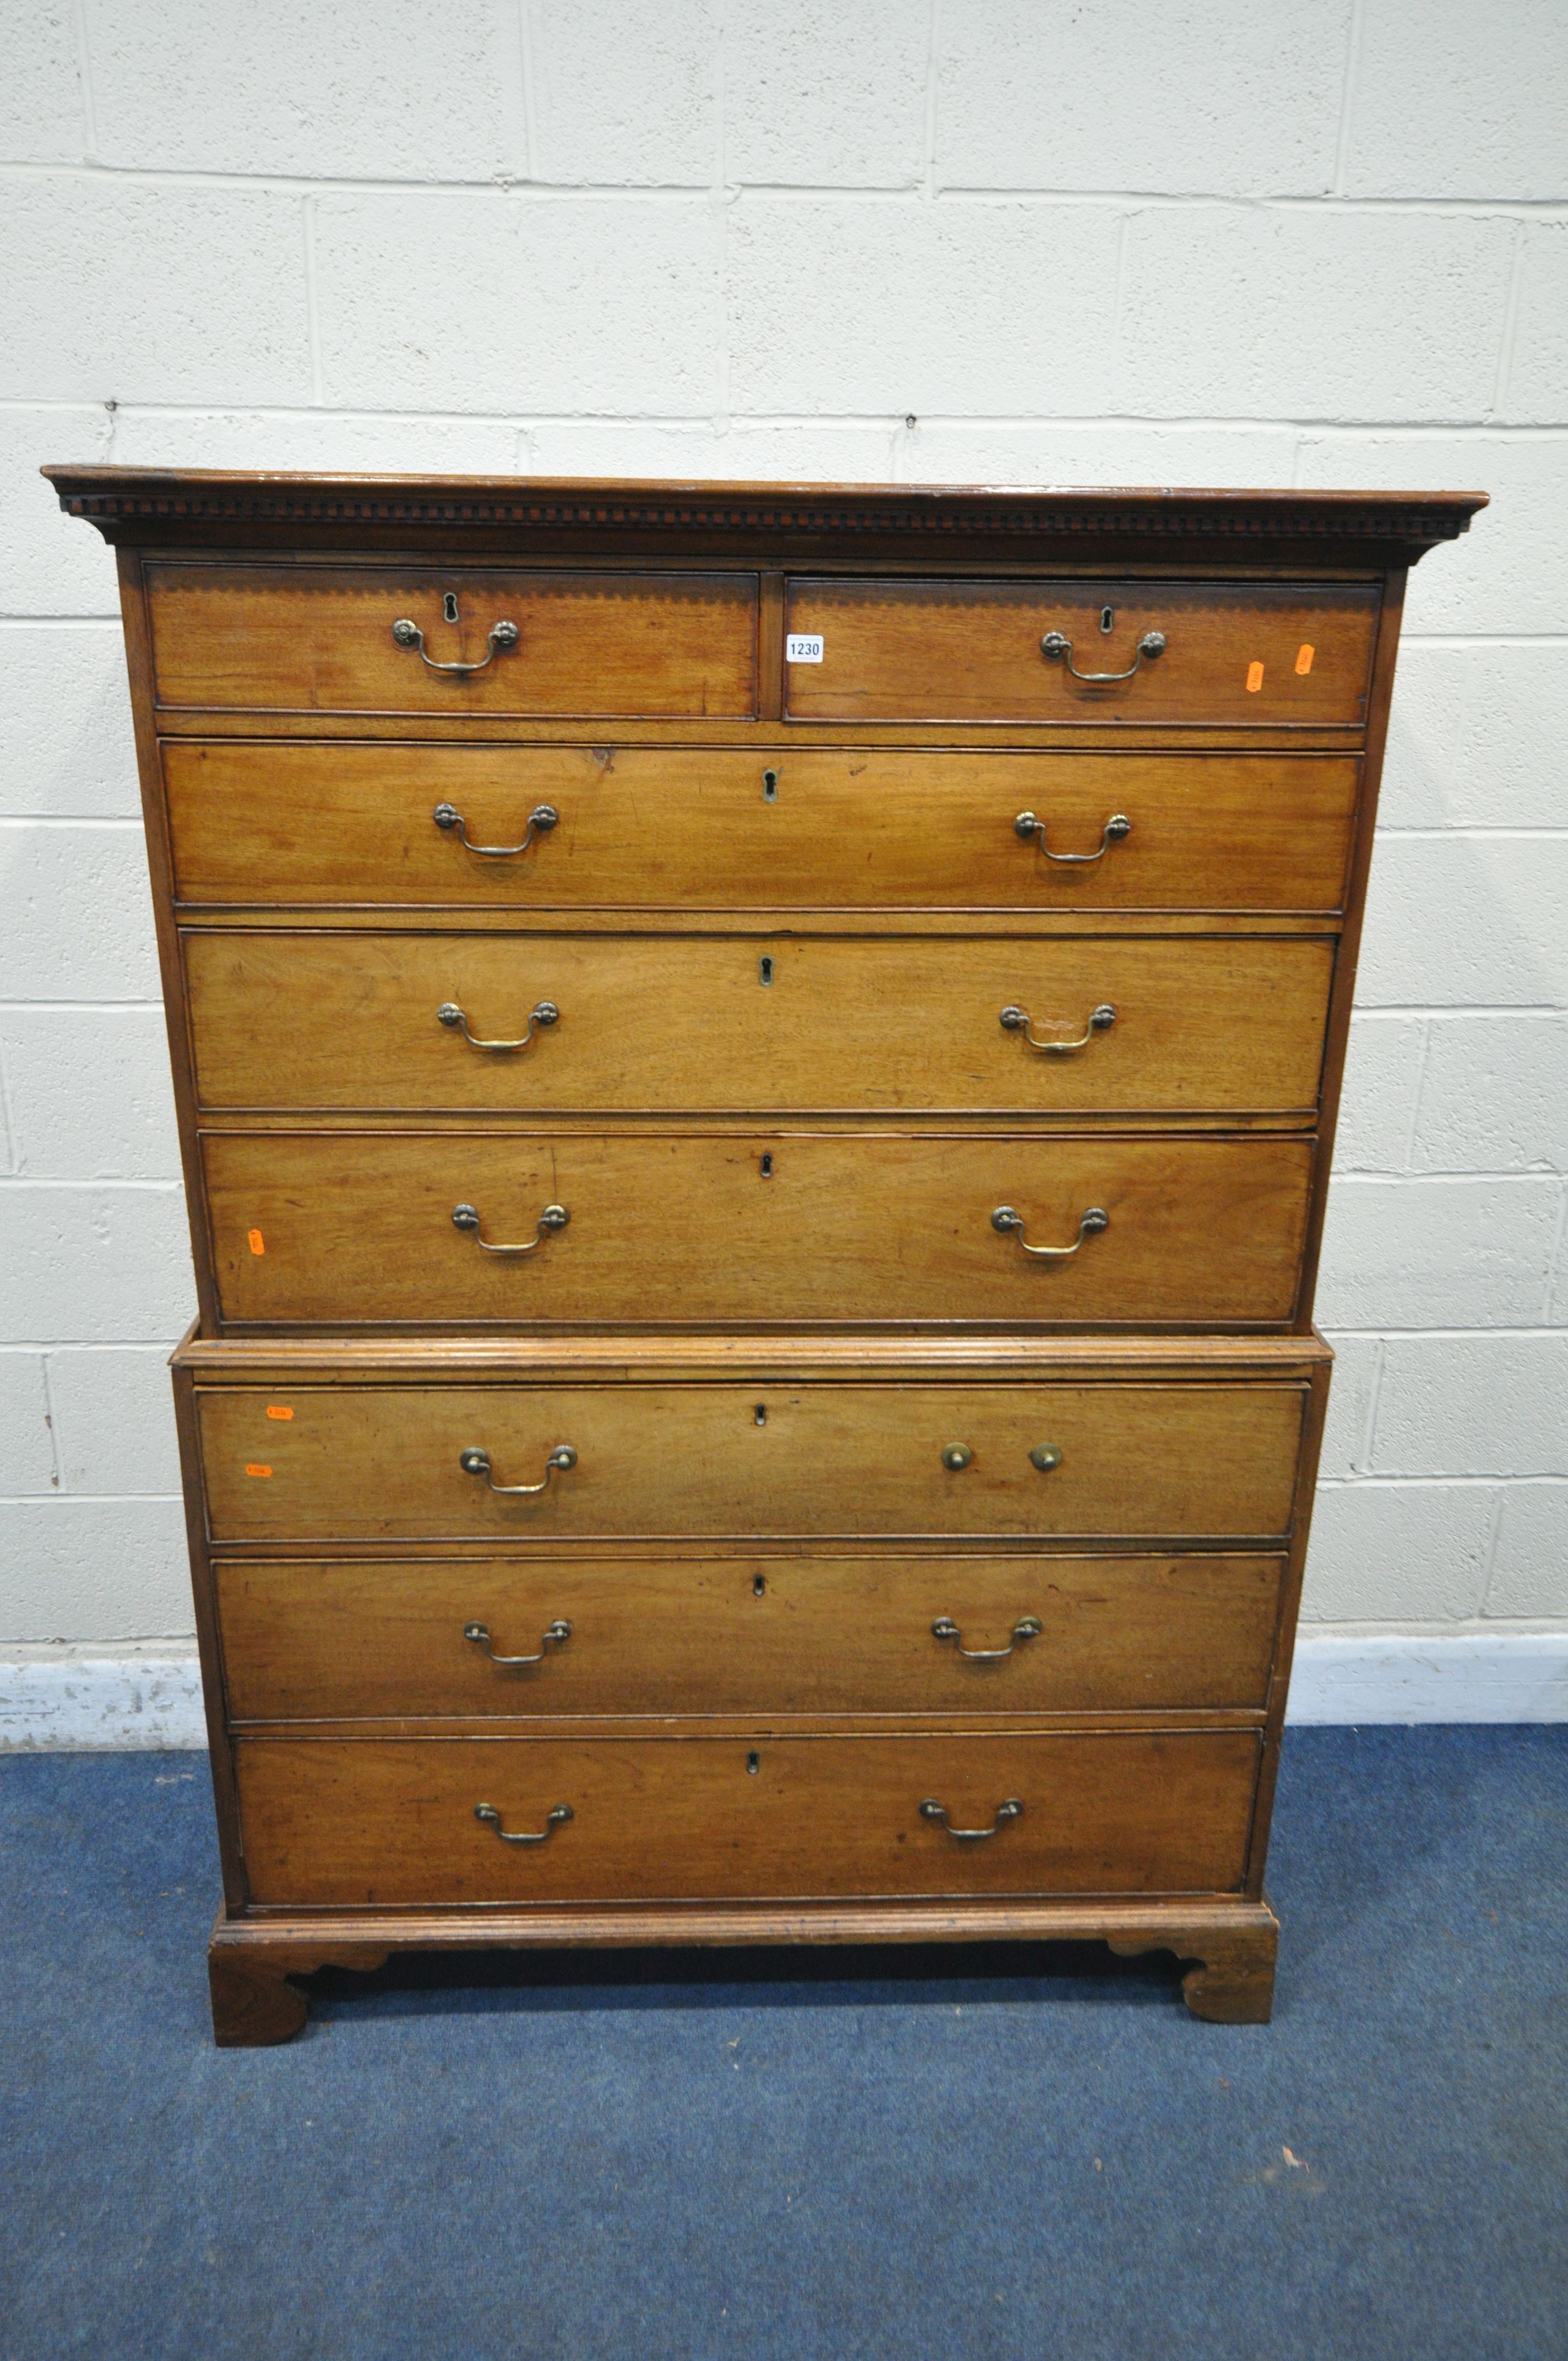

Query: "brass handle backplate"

xmin=1000 ymin=1002 xmax=1116 ymax=1053
xmin=473 ymin=1801 xmax=572 ymax=1846
xmin=459 ymin=1443 xmax=578 ymax=1496
xmin=1041 ymin=627 xmax=1166 ymax=683
xmin=438 ymin=999 xmax=559 ymax=1052
xmin=1028 ymin=1443 xmax=1063 ymax=1473
xmin=451 ymin=1201 xmax=569 ymax=1255
xmin=932 ymin=1615 xmax=1042 ymax=1662
xmin=432 ymin=801 xmax=559 ymax=858
xmin=464 ymin=1618 xmax=572 ymax=1666
xmin=1014 ymin=812 xmax=1131 ymax=867
xmin=992 ymin=1204 xmax=1109 ymax=1259
xmin=393 ymin=616 xmax=519 ymax=675
xmin=940 ymin=1443 xmax=973 ymax=1472
xmin=920 ymin=1797 xmax=1023 ymax=1842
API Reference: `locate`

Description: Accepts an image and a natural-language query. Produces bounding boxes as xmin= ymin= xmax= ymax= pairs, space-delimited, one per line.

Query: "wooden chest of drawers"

xmin=49 ymin=467 xmax=1484 ymax=2043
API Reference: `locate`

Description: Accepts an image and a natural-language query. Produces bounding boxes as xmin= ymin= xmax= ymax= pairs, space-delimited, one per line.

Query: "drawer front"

xmin=162 ymin=744 xmax=1359 ymax=913
xmin=197 ymin=1380 xmax=1305 ymax=1543
xmin=217 ymin=1552 xmax=1285 ymax=1721
xmin=186 ymin=932 xmax=1333 ymax=1119
xmin=784 ymin=578 xmax=1380 ymax=725
xmin=235 ymin=1731 xmax=1261 ymax=1904
xmin=146 ymin=566 xmax=759 ymax=717
xmin=204 ymin=1133 xmax=1313 ymax=1326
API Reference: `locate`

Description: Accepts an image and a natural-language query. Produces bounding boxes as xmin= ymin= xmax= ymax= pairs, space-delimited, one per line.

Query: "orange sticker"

xmin=244 ymin=1463 xmax=273 ymax=1478
xmin=265 ymin=1405 xmax=293 ymax=1421
xmin=1295 ymin=643 xmax=1315 ymax=676
xmin=247 ymin=1228 xmax=266 ymax=1256
xmin=1246 ymin=661 xmax=1265 ymax=693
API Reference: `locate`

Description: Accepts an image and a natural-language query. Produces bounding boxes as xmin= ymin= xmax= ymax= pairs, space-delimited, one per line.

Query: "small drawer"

xmin=233 ymin=1731 xmax=1262 ymax=1905
xmin=196 ymin=1378 xmax=1305 ymax=1543
xmin=201 ymin=1131 xmax=1314 ymax=1328
xmin=161 ymin=743 xmax=1360 ymax=915
xmin=216 ymin=1552 xmax=1286 ymax=1722
xmin=783 ymin=578 xmax=1379 ymax=726
xmin=145 ymin=565 xmax=759 ymax=717
xmin=184 ymin=932 xmax=1335 ymax=1120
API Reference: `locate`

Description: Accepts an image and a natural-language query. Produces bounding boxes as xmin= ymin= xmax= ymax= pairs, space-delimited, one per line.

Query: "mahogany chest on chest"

xmin=47 ymin=467 xmax=1484 ymax=2040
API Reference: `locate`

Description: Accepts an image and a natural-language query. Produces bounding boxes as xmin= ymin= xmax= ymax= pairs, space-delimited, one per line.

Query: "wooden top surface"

xmin=43 ymin=466 xmax=1487 ymax=565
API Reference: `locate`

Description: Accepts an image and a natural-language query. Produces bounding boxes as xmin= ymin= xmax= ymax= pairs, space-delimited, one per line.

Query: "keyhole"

xmin=753 ymin=1573 xmax=766 ymax=1597
xmin=762 ymin=769 xmax=778 ymax=802
xmin=759 ymin=956 xmax=774 ymax=985
xmin=1100 ymin=605 xmax=1114 ymax=634
xmin=443 ymin=592 xmax=460 ymax=625
xmin=754 ymin=1403 xmax=767 ymax=1426
xmin=759 ymin=1152 xmax=774 ymax=1178
xmin=746 ymin=1751 xmax=760 ymax=1775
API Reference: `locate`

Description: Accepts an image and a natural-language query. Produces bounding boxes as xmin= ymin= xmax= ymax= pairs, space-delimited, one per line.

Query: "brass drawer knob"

xmin=393 ymin=614 xmax=519 ymax=676
xmin=1013 ymin=810 xmax=1131 ymax=866
xmin=931 ymin=1615 xmax=1041 ymax=1662
xmin=1000 ymin=1002 xmax=1115 ymax=1053
xmin=464 ymin=1618 xmax=571 ymax=1667
xmin=992 ymin=1205 xmax=1109 ymax=1259
xmin=438 ymin=999 xmax=559 ymax=1052
xmin=431 ymin=799 xmax=558 ymax=858
xmin=940 ymin=1443 xmax=973 ymax=1472
xmin=451 ymin=1201 xmax=569 ymax=1256
xmin=473 ymin=1800 xmax=572 ymax=1847
xmin=919 ymin=1797 xmax=1023 ymax=1842
xmin=1040 ymin=626 xmax=1165 ymax=682
xmin=459 ymin=1443 xmax=578 ymax=1497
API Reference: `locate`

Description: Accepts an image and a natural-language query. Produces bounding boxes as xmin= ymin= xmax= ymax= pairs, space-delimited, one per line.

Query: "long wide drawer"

xmin=783 ymin=578 xmax=1379 ymax=725
xmin=146 ymin=566 xmax=760 ymax=716
xmin=203 ymin=1133 xmax=1313 ymax=1327
xmin=185 ymin=933 xmax=1335 ymax=1118
xmin=217 ymin=1552 xmax=1285 ymax=1721
xmin=233 ymin=1731 xmax=1262 ymax=1904
xmin=161 ymin=744 xmax=1360 ymax=913
xmin=196 ymin=1379 xmax=1306 ymax=1542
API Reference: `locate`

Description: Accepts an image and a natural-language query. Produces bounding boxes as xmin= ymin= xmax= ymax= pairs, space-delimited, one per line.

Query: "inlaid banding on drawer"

xmin=197 ymin=1379 xmax=1305 ymax=1542
xmin=184 ymin=932 xmax=1335 ymax=1118
xmin=146 ymin=566 xmax=760 ymax=717
xmin=783 ymin=578 xmax=1379 ymax=725
xmin=233 ymin=1731 xmax=1262 ymax=1905
xmin=161 ymin=744 xmax=1360 ymax=913
xmin=200 ymin=1132 xmax=1314 ymax=1326
xmin=217 ymin=1552 xmax=1286 ymax=1721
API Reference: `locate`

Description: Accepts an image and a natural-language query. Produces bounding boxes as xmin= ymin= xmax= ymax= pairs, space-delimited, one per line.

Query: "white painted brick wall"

xmin=2 ymin=0 xmax=1565 ymax=1664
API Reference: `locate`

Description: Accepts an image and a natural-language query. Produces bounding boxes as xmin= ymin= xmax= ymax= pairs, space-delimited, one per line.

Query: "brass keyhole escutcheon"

xmin=1100 ymin=604 xmax=1114 ymax=634
xmin=443 ymin=591 xmax=460 ymax=625
xmin=759 ymin=955 xmax=774 ymax=984
xmin=941 ymin=1443 xmax=973 ymax=1472
xmin=746 ymin=1751 xmax=760 ymax=1775
xmin=753 ymin=1573 xmax=766 ymax=1597
xmin=763 ymin=768 xmax=778 ymax=801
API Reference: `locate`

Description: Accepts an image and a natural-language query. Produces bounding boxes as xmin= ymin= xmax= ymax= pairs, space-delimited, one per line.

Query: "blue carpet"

xmin=1 ymin=1728 xmax=1564 ymax=2361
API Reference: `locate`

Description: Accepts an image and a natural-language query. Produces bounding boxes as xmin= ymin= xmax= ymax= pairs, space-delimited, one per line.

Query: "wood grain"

xmin=161 ymin=742 xmax=1361 ymax=913
xmin=216 ymin=1551 xmax=1284 ymax=1721
xmin=784 ymin=579 xmax=1380 ymax=725
xmin=146 ymin=564 xmax=759 ymax=716
xmin=184 ymin=931 xmax=1333 ymax=1118
xmin=195 ymin=1376 xmax=1306 ymax=1544
xmin=200 ymin=1131 xmax=1314 ymax=1328
xmin=233 ymin=1728 xmax=1262 ymax=1906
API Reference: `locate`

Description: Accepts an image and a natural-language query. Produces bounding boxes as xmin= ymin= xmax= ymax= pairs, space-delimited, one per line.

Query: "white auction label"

xmin=786 ymin=634 xmax=825 ymax=663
